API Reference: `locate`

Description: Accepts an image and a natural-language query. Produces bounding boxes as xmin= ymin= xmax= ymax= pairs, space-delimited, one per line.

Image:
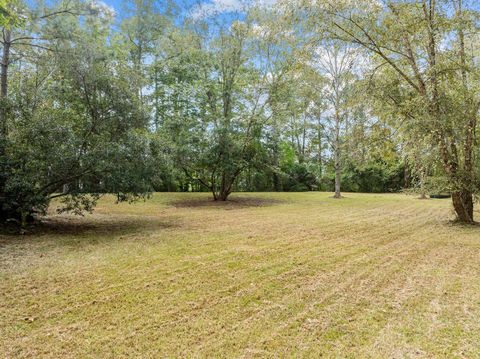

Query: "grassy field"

xmin=1 ymin=192 xmax=480 ymax=358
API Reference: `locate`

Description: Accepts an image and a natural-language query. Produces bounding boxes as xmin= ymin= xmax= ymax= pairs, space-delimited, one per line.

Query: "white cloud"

xmin=190 ymin=0 xmax=244 ymax=20
xmin=88 ymin=0 xmax=116 ymax=19
xmin=189 ymin=0 xmax=278 ymax=20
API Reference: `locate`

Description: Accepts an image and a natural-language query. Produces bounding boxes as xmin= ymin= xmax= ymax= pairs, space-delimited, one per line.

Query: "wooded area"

xmin=0 ymin=0 xmax=478 ymax=225
xmin=2 ymin=1 xmax=480 ymax=356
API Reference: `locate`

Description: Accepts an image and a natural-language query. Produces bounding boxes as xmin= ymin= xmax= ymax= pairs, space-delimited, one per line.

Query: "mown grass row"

xmin=1 ymin=193 xmax=479 ymax=357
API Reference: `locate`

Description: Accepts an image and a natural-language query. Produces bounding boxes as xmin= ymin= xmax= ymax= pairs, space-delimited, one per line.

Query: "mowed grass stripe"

xmin=1 ymin=193 xmax=479 ymax=357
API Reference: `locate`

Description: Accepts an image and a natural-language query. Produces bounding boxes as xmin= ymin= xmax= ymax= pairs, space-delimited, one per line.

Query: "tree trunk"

xmin=403 ymin=159 xmax=410 ymax=189
xmin=218 ymin=188 xmax=230 ymax=201
xmin=0 ymin=29 xmax=11 ymax=221
xmin=333 ymin=109 xmax=341 ymax=199
xmin=1 ymin=30 xmax=10 ymax=100
xmin=418 ymin=166 xmax=427 ymax=199
xmin=272 ymin=171 xmax=280 ymax=192
xmin=334 ymin=158 xmax=341 ymax=198
xmin=317 ymin=117 xmax=322 ymax=182
xmin=214 ymin=183 xmax=231 ymax=201
xmin=272 ymin=127 xmax=281 ymax=191
xmin=213 ymin=170 xmax=238 ymax=201
xmin=451 ymin=190 xmax=474 ymax=223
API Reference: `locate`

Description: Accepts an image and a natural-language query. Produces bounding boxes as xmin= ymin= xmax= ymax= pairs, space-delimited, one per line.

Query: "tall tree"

xmin=0 ymin=0 xmax=154 ymax=225
xmin=161 ymin=20 xmax=268 ymax=201
xmin=302 ymin=0 xmax=480 ymax=222
xmin=311 ymin=42 xmax=358 ymax=198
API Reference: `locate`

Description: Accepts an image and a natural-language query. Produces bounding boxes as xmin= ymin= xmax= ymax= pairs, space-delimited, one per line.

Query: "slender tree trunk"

xmin=403 ymin=156 xmax=410 ymax=189
xmin=1 ymin=30 xmax=10 ymax=99
xmin=300 ymin=112 xmax=306 ymax=163
xmin=333 ymin=109 xmax=342 ymax=199
xmin=334 ymin=151 xmax=341 ymax=198
xmin=0 ymin=29 xmax=11 ymax=220
xmin=317 ymin=117 xmax=322 ymax=180
xmin=272 ymin=125 xmax=281 ymax=191
xmin=418 ymin=166 xmax=427 ymax=199
xmin=272 ymin=170 xmax=280 ymax=192
xmin=154 ymin=55 xmax=159 ymax=130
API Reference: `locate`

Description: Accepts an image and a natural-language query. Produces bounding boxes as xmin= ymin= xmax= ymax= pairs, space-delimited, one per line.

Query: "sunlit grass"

xmin=1 ymin=192 xmax=480 ymax=357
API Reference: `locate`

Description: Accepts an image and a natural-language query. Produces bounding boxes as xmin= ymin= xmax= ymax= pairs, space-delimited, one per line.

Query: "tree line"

xmin=0 ymin=0 xmax=478 ymax=224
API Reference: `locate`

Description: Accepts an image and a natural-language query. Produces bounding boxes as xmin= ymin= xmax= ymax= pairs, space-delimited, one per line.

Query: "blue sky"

xmin=99 ymin=0 xmax=250 ymax=20
xmin=87 ymin=0 xmax=480 ymax=25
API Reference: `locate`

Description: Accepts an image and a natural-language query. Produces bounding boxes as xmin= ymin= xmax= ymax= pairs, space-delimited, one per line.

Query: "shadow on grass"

xmin=0 ymin=215 xmax=179 ymax=241
xmin=0 ymin=216 xmax=183 ymax=269
xmin=446 ymin=219 xmax=480 ymax=227
xmin=169 ymin=196 xmax=284 ymax=209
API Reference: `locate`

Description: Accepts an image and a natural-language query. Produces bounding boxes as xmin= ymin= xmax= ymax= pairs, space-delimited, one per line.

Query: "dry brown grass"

xmin=1 ymin=192 xmax=480 ymax=358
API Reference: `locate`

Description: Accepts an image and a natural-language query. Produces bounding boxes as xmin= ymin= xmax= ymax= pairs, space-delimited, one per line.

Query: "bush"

xmin=282 ymin=163 xmax=318 ymax=192
xmin=340 ymin=163 xmax=404 ymax=193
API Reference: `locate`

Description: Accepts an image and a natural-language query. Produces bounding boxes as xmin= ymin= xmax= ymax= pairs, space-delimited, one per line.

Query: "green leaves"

xmin=0 ymin=0 xmax=157 ymax=222
xmin=0 ymin=0 xmax=23 ymax=29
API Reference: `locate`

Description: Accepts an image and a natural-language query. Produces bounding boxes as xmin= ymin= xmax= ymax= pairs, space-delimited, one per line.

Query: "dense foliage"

xmin=1 ymin=0 xmax=478 ymax=224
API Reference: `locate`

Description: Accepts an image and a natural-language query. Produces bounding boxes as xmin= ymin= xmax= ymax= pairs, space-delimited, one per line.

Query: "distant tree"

xmin=118 ymin=0 xmax=169 ymax=114
xmin=249 ymin=7 xmax=300 ymax=191
xmin=311 ymin=42 xmax=358 ymax=198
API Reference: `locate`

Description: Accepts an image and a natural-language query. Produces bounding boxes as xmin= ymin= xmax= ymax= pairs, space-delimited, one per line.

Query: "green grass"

xmin=1 ymin=192 xmax=480 ymax=357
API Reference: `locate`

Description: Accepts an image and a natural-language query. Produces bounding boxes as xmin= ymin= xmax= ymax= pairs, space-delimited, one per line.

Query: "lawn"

xmin=1 ymin=192 xmax=480 ymax=358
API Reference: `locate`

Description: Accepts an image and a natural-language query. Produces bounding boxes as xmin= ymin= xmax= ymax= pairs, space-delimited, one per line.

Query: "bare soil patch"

xmin=170 ymin=195 xmax=284 ymax=209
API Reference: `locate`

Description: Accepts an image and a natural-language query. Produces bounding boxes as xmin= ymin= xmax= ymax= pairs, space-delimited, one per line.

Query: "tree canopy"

xmin=1 ymin=0 xmax=479 ymax=224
